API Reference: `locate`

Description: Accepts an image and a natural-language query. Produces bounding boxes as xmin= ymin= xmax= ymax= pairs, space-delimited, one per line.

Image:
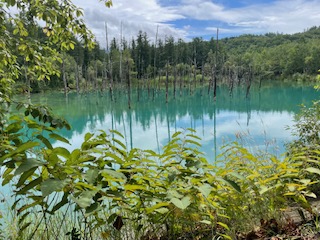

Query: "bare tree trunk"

xmin=193 ymin=56 xmax=197 ymax=92
xmin=75 ymin=64 xmax=80 ymax=93
xmin=189 ymin=63 xmax=192 ymax=95
xmin=201 ymin=65 xmax=204 ymax=96
xmin=207 ymin=74 xmax=212 ymax=95
xmin=173 ymin=65 xmax=177 ymax=99
xmin=246 ymin=67 xmax=252 ymax=98
xmin=127 ymin=59 xmax=131 ymax=109
xmin=24 ymin=65 xmax=31 ymax=103
xmin=119 ymin=21 xmax=123 ymax=85
xmin=213 ymin=67 xmax=217 ymax=101
xmin=165 ymin=61 xmax=169 ymax=103
xmin=229 ymin=68 xmax=234 ymax=96
xmin=105 ymin=22 xmax=113 ymax=101
xmin=147 ymin=74 xmax=150 ymax=98
xmin=137 ymin=78 xmax=140 ymax=102
xmin=153 ymin=25 xmax=159 ymax=101
xmin=62 ymin=57 xmax=68 ymax=96
xmin=94 ymin=60 xmax=98 ymax=91
xmin=158 ymin=70 xmax=161 ymax=92
xmin=213 ymin=28 xmax=219 ymax=101
xmin=179 ymin=69 xmax=182 ymax=97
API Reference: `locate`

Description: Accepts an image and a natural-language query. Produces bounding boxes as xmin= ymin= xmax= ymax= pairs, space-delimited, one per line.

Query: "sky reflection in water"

xmin=26 ymin=83 xmax=318 ymax=162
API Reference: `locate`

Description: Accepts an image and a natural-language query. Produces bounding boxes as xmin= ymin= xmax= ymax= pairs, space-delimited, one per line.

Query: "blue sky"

xmin=72 ymin=0 xmax=320 ymax=45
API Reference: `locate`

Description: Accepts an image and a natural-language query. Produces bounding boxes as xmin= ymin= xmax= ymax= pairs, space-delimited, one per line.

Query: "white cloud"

xmin=72 ymin=0 xmax=187 ymax=46
xmin=71 ymin=0 xmax=320 ymax=45
xmin=180 ymin=0 xmax=320 ymax=35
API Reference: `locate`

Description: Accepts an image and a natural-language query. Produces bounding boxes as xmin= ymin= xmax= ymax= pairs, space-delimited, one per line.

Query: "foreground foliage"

xmin=1 ymin=105 xmax=320 ymax=239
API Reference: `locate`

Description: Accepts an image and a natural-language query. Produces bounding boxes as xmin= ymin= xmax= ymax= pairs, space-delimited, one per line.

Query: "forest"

xmin=9 ymin=12 xmax=320 ymax=95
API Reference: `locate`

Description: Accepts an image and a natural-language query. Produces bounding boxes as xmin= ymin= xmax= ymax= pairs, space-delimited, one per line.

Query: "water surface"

xmin=28 ymin=82 xmax=319 ymax=161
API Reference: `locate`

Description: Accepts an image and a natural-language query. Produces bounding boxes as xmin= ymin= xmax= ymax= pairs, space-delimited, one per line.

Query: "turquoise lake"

xmin=26 ymin=81 xmax=319 ymax=161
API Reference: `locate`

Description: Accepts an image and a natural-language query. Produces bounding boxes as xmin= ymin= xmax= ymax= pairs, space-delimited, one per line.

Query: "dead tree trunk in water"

xmin=246 ymin=66 xmax=252 ymax=98
xmin=127 ymin=59 xmax=131 ymax=109
xmin=137 ymin=77 xmax=140 ymax=102
xmin=193 ymin=53 xmax=197 ymax=92
xmin=213 ymin=28 xmax=219 ymax=101
xmin=62 ymin=57 xmax=68 ymax=96
xmin=153 ymin=25 xmax=159 ymax=101
xmin=179 ymin=68 xmax=182 ymax=97
xmin=119 ymin=21 xmax=123 ymax=85
xmin=24 ymin=64 xmax=31 ymax=103
xmin=75 ymin=64 xmax=80 ymax=93
xmin=213 ymin=67 xmax=217 ymax=100
xmin=201 ymin=65 xmax=204 ymax=96
xmin=173 ymin=65 xmax=177 ymax=99
xmin=189 ymin=63 xmax=192 ymax=95
xmin=158 ymin=70 xmax=161 ymax=92
xmin=105 ymin=22 xmax=114 ymax=101
xmin=229 ymin=68 xmax=234 ymax=96
xmin=208 ymin=70 xmax=213 ymax=95
xmin=165 ymin=61 xmax=169 ymax=103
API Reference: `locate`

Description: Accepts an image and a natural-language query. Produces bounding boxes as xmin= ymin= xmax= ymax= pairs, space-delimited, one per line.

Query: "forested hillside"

xmin=9 ymin=14 xmax=320 ymax=93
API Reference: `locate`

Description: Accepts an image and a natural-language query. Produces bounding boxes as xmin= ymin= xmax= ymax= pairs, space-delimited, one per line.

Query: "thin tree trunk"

xmin=173 ymin=65 xmax=177 ymax=99
xmin=213 ymin=67 xmax=217 ymax=101
xmin=75 ymin=64 xmax=80 ymax=93
xmin=105 ymin=22 xmax=113 ymax=101
xmin=246 ymin=67 xmax=252 ymax=98
xmin=193 ymin=57 xmax=197 ymax=92
xmin=119 ymin=21 xmax=123 ymax=85
xmin=95 ymin=60 xmax=98 ymax=91
xmin=24 ymin=65 xmax=31 ymax=103
xmin=179 ymin=70 xmax=182 ymax=97
xmin=127 ymin=59 xmax=131 ymax=109
xmin=62 ymin=57 xmax=68 ymax=96
xmin=213 ymin=28 xmax=219 ymax=101
xmin=229 ymin=68 xmax=234 ymax=96
xmin=201 ymin=65 xmax=204 ymax=96
xmin=165 ymin=61 xmax=169 ymax=103
xmin=158 ymin=70 xmax=161 ymax=92
xmin=189 ymin=63 xmax=192 ymax=95
xmin=153 ymin=25 xmax=159 ymax=101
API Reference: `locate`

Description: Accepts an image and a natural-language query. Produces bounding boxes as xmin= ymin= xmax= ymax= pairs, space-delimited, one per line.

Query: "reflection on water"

xmin=27 ymin=83 xmax=319 ymax=162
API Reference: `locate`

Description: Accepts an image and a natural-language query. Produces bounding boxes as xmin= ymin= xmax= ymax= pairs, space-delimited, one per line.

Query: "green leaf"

xmin=170 ymin=196 xmax=191 ymax=210
xmin=17 ymin=177 xmax=42 ymax=195
xmin=84 ymin=132 xmax=94 ymax=142
xmin=15 ymin=158 xmax=44 ymax=176
xmin=6 ymin=122 xmax=23 ymax=133
xmin=85 ymin=169 xmax=99 ymax=184
xmin=0 ymin=142 xmax=39 ymax=163
xmin=155 ymin=208 xmax=169 ymax=214
xmin=124 ymin=184 xmax=147 ymax=191
xmin=200 ymin=220 xmax=212 ymax=225
xmin=305 ymin=167 xmax=320 ymax=175
xmin=50 ymin=192 xmax=69 ymax=213
xmin=172 ymin=131 xmax=182 ymax=138
xmin=36 ymin=135 xmax=53 ymax=149
xmin=53 ymin=147 xmax=70 ymax=159
xmin=217 ymin=221 xmax=230 ymax=230
xmin=71 ymin=191 xmax=94 ymax=208
xmin=221 ymin=177 xmax=241 ymax=193
xmin=16 ymin=167 xmax=37 ymax=187
xmin=66 ymin=149 xmax=81 ymax=165
xmin=197 ymin=183 xmax=212 ymax=198
xmin=102 ymin=169 xmax=127 ymax=181
xmin=146 ymin=202 xmax=170 ymax=214
xmin=49 ymin=133 xmax=69 ymax=144
xmin=41 ymin=179 xmax=67 ymax=197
